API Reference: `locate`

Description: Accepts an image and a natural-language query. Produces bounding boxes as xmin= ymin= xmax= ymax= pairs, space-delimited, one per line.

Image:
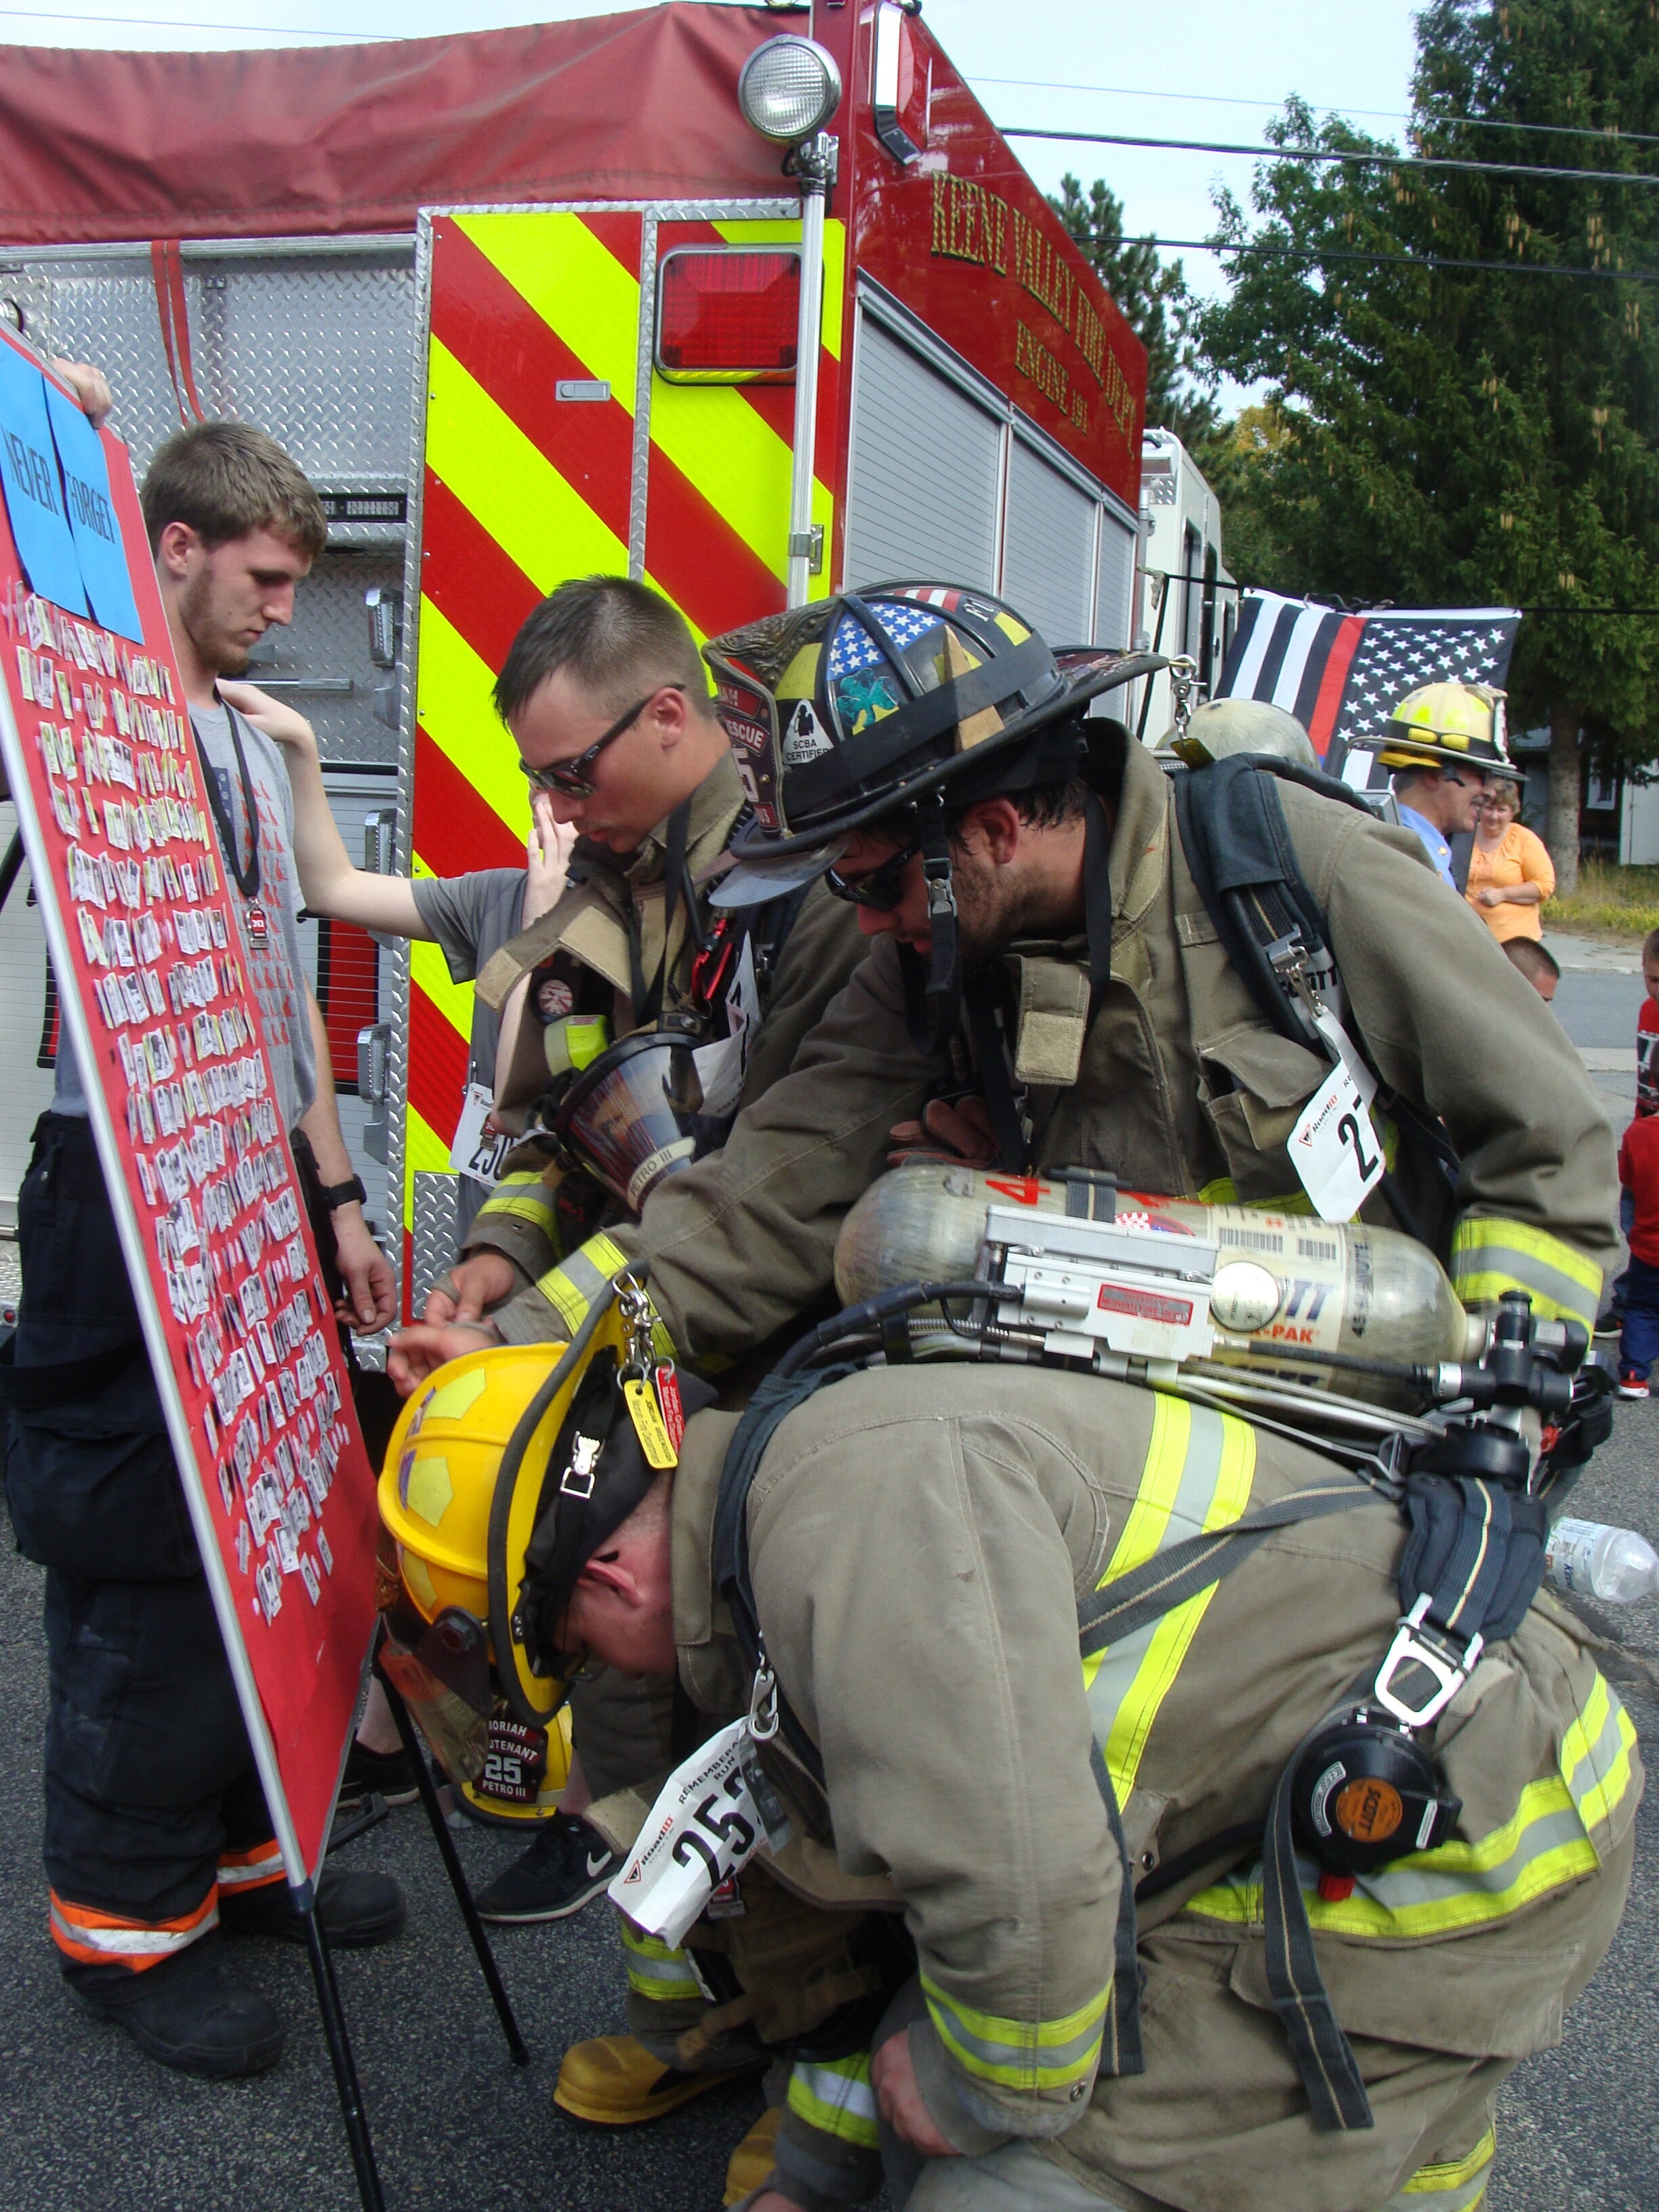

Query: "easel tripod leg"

xmin=301 ymin=1902 xmax=386 ymax=2212
xmin=373 ymin=1650 xmax=531 ymax=2065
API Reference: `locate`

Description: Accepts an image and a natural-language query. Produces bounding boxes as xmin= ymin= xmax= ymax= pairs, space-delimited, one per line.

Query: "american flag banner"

xmin=1215 ymin=592 xmax=1521 ymax=779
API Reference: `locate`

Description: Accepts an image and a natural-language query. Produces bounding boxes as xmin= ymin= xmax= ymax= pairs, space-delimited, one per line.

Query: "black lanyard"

xmin=194 ymin=698 xmax=262 ymax=901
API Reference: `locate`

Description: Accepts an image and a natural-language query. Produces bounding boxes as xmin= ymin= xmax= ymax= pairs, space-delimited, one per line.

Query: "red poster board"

xmin=0 ymin=331 xmax=378 ymax=1883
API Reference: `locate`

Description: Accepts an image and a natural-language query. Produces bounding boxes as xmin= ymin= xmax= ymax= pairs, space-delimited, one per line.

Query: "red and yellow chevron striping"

xmin=408 ymin=204 xmax=840 ymax=1247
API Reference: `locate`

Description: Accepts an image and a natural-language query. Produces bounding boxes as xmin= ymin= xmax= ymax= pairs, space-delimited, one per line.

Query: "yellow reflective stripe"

xmin=919 ymin=1970 xmax=1108 ymax=2092
xmin=787 ymin=2054 xmax=878 ymax=2147
xmin=1560 ymin=1671 xmax=1639 ymax=1835
xmin=533 ymin=1235 xmax=676 ymax=1359
xmin=415 ymin=598 xmax=531 ymax=844
xmin=619 ymin=1921 xmax=700 ymax=2001
xmin=1084 ymin=1398 xmax=1256 ymax=1803
xmin=1450 ymin=1216 xmax=1602 ymax=1330
xmin=1396 ymin=2125 xmax=1496 ymax=2206
xmin=1185 ymin=1770 xmax=1605 ymax=1939
xmin=429 ymin=335 xmax=629 ymax=589
xmin=476 ymin=1173 xmax=559 ymax=1233
xmin=459 ymin=209 xmax=642 ymax=413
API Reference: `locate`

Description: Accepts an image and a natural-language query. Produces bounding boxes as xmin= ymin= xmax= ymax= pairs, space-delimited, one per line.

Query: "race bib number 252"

xmin=607 ymin=1719 xmax=762 ymax=1949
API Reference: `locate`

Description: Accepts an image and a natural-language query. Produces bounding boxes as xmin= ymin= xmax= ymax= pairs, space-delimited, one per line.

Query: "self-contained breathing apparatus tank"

xmin=834 ymin=1163 xmax=1484 ymax=1414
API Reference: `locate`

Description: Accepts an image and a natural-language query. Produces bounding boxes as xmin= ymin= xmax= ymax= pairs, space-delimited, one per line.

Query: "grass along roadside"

xmin=1543 ymin=861 xmax=1659 ymax=941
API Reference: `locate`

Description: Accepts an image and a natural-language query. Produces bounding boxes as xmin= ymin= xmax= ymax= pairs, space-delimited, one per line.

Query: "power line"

xmin=972 ymin=74 xmax=1659 ymax=152
xmin=0 ymin=7 xmax=394 ymax=34
xmin=1000 ymin=125 xmax=1659 ymax=192
xmin=1149 ymin=234 xmax=1659 ymax=283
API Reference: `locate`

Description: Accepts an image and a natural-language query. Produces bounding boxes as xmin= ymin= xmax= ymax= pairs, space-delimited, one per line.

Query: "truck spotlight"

xmin=737 ymin=35 xmax=842 ymax=145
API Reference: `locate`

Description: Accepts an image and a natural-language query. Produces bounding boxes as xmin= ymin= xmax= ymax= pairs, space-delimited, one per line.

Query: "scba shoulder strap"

xmin=1167 ymin=748 xmax=1460 ymax=1242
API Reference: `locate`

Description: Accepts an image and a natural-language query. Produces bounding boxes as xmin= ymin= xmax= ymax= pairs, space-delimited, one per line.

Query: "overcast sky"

xmin=0 ymin=0 xmax=1424 ymax=392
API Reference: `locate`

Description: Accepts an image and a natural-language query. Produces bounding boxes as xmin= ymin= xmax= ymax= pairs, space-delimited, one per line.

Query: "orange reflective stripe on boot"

xmin=216 ymin=1840 xmax=286 ymax=1892
xmin=49 ymin=1885 xmax=218 ymax=1971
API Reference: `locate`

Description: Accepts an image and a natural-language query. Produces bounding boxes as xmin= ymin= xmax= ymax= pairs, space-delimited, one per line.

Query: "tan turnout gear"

xmin=634 ymin=1371 xmax=1637 ymax=2212
xmin=494 ymin=726 xmax=1616 ymax=1358
xmin=464 ymin=747 xmax=869 ymax=1290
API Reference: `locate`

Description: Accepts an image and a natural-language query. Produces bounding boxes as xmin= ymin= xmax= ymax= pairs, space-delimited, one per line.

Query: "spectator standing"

xmin=1467 ymin=771 xmax=1554 ymax=942
xmin=1636 ymin=925 xmax=1659 ymax=1119
xmin=1617 ymin=1105 xmax=1659 ymax=1395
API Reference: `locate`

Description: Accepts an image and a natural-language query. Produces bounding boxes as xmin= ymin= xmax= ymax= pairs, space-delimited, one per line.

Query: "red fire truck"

xmin=0 ymin=3 xmax=1147 ymax=1317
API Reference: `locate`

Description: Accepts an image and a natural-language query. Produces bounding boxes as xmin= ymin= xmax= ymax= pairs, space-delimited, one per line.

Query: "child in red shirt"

xmin=1617 ymin=1109 xmax=1659 ymax=1394
xmin=1637 ymin=927 xmax=1659 ymax=1118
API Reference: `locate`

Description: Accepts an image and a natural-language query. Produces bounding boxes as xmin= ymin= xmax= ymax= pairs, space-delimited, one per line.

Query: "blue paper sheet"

xmin=0 ymin=339 xmax=89 ymax=617
xmin=44 ymin=379 xmax=143 ymax=642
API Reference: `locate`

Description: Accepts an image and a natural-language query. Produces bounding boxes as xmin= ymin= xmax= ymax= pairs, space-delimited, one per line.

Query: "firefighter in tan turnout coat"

xmin=391 ymin=586 xmax=1634 ymax=2211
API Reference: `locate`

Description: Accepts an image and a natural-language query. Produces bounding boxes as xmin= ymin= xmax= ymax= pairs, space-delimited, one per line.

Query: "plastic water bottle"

xmin=1545 ymin=1518 xmax=1659 ymax=1603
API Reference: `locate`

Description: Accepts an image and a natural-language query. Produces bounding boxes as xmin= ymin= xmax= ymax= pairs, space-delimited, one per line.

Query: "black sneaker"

xmin=220 ymin=1865 xmax=407 ymax=1948
xmin=73 ymin=1940 xmax=285 ymax=2079
xmin=475 ymin=1811 xmax=618 ymax=1925
xmin=337 ymin=1740 xmax=420 ymax=1809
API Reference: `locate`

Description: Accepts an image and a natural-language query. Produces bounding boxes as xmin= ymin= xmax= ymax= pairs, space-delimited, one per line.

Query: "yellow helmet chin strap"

xmin=485 ymin=1273 xmax=623 ymax=1729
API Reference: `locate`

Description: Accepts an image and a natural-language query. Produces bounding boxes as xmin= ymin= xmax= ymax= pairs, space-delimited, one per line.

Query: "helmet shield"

xmin=552 ymin=1029 xmax=703 ymax=1210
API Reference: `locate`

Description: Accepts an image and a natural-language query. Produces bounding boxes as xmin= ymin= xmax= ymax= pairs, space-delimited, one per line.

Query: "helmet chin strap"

xmin=901 ymin=793 xmax=961 ymax=1056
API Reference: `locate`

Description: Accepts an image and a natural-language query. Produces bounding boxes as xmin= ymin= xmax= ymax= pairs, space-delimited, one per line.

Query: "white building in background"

xmin=1133 ymin=428 xmax=1237 ymax=742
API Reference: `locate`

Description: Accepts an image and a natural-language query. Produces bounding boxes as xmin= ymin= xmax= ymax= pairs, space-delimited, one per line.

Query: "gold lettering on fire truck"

xmin=931 ymin=169 xmax=1135 ymax=449
xmin=931 ymin=172 xmax=1010 ymax=274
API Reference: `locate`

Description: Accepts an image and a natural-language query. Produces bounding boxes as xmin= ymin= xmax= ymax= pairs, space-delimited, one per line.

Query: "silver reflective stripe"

xmin=1449 ymin=1241 xmax=1599 ymax=1328
xmin=790 ymin=2060 xmax=878 ymax=2124
xmin=50 ymin=1899 xmax=219 ymax=1956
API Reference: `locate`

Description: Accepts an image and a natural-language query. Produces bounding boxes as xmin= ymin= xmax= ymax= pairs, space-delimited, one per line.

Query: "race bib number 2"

xmin=607 ymin=1719 xmax=762 ymax=1949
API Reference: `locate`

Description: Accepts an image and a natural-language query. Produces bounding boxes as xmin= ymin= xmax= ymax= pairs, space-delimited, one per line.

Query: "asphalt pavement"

xmin=0 ymin=938 xmax=1655 ymax=2212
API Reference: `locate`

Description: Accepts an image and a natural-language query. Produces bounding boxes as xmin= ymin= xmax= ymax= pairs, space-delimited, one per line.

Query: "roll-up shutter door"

xmin=1094 ymin=509 xmax=1138 ymax=650
xmin=1002 ymin=437 xmax=1097 ymax=647
xmin=844 ymin=317 xmax=1002 ymax=590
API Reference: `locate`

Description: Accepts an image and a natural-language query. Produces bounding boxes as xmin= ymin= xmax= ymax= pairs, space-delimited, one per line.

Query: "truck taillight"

xmin=655 ymin=250 xmax=801 ymax=383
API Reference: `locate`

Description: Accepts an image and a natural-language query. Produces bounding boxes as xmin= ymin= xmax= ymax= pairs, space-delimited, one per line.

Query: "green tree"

xmin=1051 ymin=174 xmax=1220 ymax=447
xmin=1198 ymin=2 xmax=1659 ymax=891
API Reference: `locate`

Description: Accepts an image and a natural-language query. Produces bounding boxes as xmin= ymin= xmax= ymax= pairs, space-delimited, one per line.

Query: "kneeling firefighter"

xmin=390 ymin=583 xmax=1627 ymax=2205
xmin=384 ymin=1246 xmax=1636 ymax=2212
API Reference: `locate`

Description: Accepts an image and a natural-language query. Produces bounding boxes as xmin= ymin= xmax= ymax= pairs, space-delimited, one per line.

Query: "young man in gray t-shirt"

xmin=7 ymin=419 xmax=403 ymax=2084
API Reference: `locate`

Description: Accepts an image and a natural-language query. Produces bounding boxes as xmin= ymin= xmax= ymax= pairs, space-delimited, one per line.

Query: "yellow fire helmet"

xmin=378 ymin=1319 xmax=630 ymax=1826
xmin=1376 ymin=680 xmax=1511 ymax=773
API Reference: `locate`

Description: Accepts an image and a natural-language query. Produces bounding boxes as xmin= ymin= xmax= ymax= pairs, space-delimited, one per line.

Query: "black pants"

xmin=3 ymin=1114 xmax=278 ymax=1990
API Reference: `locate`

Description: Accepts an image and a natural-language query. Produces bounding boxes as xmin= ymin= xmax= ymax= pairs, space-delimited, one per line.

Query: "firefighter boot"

xmin=554 ymin=2034 xmax=767 ymax=2124
xmin=219 ymin=1864 xmax=407 ymax=1947
xmin=71 ymin=1937 xmax=285 ymax=2079
xmin=724 ymin=2105 xmax=784 ymax=2205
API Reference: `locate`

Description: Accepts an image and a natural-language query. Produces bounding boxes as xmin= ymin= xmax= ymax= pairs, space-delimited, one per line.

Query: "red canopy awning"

xmin=0 ymin=5 xmax=787 ymax=245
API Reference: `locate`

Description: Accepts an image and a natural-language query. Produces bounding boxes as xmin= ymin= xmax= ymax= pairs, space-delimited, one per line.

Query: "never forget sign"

xmin=0 ymin=331 xmax=379 ymax=1883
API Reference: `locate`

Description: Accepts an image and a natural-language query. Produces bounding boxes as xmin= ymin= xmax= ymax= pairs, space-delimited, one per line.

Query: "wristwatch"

xmin=319 ymin=1175 xmax=368 ymax=1212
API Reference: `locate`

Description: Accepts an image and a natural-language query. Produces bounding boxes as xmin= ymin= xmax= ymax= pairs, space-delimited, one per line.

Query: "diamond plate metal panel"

xmin=209 ymin=255 xmax=420 ymax=485
xmin=411 ymin=1172 xmax=464 ymax=1315
xmin=242 ymin=550 xmax=405 ymax=768
xmin=7 ymin=243 xmax=419 ymax=491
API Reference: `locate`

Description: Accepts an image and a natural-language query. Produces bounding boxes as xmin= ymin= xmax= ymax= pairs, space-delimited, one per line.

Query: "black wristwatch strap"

xmin=319 ymin=1176 xmax=367 ymax=1211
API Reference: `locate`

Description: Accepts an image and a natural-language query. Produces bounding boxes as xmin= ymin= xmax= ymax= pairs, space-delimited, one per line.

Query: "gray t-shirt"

xmin=54 ymin=701 xmax=318 ymax=1134
xmin=411 ymin=866 xmax=531 ymax=1086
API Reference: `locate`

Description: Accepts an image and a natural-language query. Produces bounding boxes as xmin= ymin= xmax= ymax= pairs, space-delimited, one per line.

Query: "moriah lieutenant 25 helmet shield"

xmin=704 ymin=583 xmax=1158 ymax=1047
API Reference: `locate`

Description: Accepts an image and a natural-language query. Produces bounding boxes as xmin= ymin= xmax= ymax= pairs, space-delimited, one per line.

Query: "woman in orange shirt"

xmin=1467 ymin=772 xmax=1555 ymax=941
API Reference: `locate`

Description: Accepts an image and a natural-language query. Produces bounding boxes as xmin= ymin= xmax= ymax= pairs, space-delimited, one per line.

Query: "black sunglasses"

xmin=523 ymin=684 xmax=686 ymax=798
xmin=825 ymin=838 xmax=920 ymax=911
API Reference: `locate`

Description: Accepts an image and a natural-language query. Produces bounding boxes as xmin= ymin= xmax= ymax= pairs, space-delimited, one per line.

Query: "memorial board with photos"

xmin=0 ymin=331 xmax=378 ymax=1879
